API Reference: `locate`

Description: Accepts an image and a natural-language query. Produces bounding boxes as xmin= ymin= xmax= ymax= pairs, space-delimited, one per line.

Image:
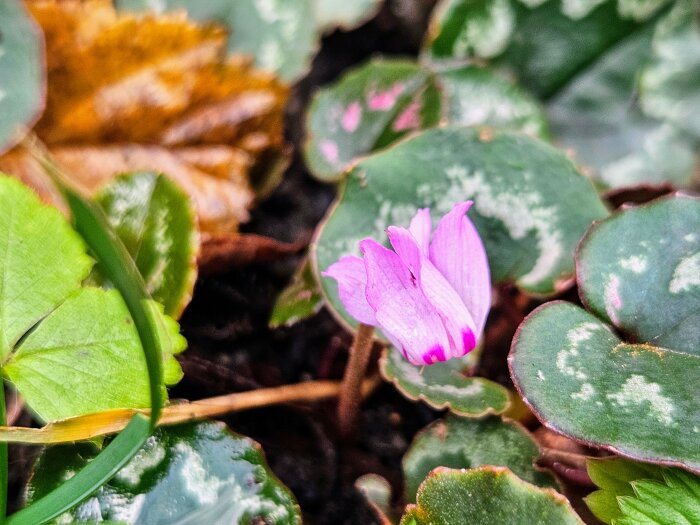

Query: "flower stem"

xmin=337 ymin=323 xmax=375 ymax=438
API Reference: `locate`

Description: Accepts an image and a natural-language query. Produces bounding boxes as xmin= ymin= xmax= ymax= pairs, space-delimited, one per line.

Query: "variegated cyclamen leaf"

xmin=403 ymin=416 xmax=556 ymax=502
xmin=27 ymin=421 xmax=302 ymax=524
xmin=312 ymin=0 xmax=381 ymax=31
xmin=304 ymin=60 xmax=441 ymax=182
xmin=0 ymin=0 xmax=45 ymax=153
xmin=380 ymin=347 xmax=510 ymax=417
xmin=312 ymin=127 xmax=608 ymax=324
xmin=304 ymin=60 xmax=550 ymax=181
xmin=97 ymin=172 xmax=199 ymax=318
xmin=577 ymin=194 xmax=700 ymax=356
xmin=509 ymin=301 xmax=700 ymax=473
xmin=401 ymin=467 xmax=583 ymax=525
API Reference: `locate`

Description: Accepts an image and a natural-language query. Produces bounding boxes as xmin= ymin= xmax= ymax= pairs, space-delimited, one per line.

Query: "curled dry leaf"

xmin=0 ymin=0 xmax=288 ymax=234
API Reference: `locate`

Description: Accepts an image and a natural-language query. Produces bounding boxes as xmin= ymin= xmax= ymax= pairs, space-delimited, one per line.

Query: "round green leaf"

xmin=424 ymin=0 xmax=516 ymax=60
xmin=436 ymin=65 xmax=549 ymax=138
xmin=27 ymin=420 xmax=301 ymax=525
xmin=0 ymin=0 xmax=45 ymax=153
xmin=304 ymin=60 xmax=441 ymax=181
xmin=97 ymin=172 xmax=199 ymax=318
xmin=577 ymin=194 xmax=700 ymax=356
xmin=312 ymin=127 xmax=608 ymax=325
xmin=380 ymin=347 xmax=510 ymax=417
xmin=115 ymin=0 xmax=316 ymax=81
xmin=0 ymin=175 xmax=92 ymax=358
xmin=401 ymin=466 xmax=583 ymax=525
xmin=403 ymin=415 xmax=556 ymax=502
xmin=3 ymin=288 xmax=185 ymax=422
xmin=510 ymin=301 xmax=700 ymax=473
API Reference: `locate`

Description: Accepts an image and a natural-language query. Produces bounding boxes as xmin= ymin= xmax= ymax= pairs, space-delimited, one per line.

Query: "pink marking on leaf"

xmin=367 ymin=83 xmax=404 ymax=111
xmin=341 ymin=101 xmax=362 ymax=133
xmin=320 ymin=140 xmax=339 ymax=163
xmin=393 ymin=99 xmax=422 ymax=131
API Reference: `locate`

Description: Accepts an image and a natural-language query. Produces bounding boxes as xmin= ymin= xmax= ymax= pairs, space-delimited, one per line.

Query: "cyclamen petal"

xmin=322 ymin=255 xmax=376 ymax=325
xmin=323 ymin=201 xmax=491 ymax=366
xmin=430 ymin=202 xmax=491 ymax=335
xmin=360 ymin=239 xmax=451 ymax=365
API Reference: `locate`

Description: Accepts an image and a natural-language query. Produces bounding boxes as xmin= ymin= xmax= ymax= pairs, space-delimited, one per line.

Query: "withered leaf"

xmin=1 ymin=0 xmax=288 ymax=234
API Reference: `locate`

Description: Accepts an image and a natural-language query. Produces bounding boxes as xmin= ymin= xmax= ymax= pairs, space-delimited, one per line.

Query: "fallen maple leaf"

xmin=1 ymin=0 xmax=288 ymax=234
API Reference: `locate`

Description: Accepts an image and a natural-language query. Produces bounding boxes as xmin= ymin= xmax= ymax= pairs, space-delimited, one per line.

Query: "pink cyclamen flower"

xmin=323 ymin=201 xmax=491 ymax=366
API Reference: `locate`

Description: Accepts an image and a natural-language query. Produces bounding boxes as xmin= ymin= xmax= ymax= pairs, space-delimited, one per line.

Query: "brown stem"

xmin=337 ymin=324 xmax=375 ymax=438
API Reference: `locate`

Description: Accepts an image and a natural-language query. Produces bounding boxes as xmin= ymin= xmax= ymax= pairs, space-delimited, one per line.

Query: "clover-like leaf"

xmin=401 ymin=466 xmax=583 ymax=525
xmin=0 ymin=0 xmax=45 ymax=153
xmin=380 ymin=347 xmax=510 ymax=417
xmin=97 ymin=172 xmax=199 ymax=318
xmin=0 ymin=175 xmax=184 ymax=422
xmin=304 ymin=60 xmax=549 ymax=181
xmin=403 ymin=415 xmax=556 ymax=501
xmin=577 ymin=194 xmax=700 ymax=356
xmin=312 ymin=127 xmax=608 ymax=325
xmin=510 ymin=301 xmax=700 ymax=473
xmin=269 ymin=258 xmax=323 ymax=329
xmin=586 ymin=457 xmax=700 ymax=525
xmin=0 ymin=175 xmax=92 ymax=357
xmin=305 ymin=60 xmax=441 ymax=181
xmin=27 ymin=420 xmax=301 ymax=524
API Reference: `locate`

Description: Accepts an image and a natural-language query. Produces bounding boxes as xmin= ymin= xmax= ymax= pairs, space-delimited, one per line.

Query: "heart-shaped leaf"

xmin=304 ymin=60 xmax=441 ymax=181
xmin=586 ymin=457 xmax=700 ymax=525
xmin=403 ymin=415 xmax=556 ymax=501
xmin=380 ymin=347 xmax=510 ymax=417
xmin=401 ymin=466 xmax=583 ymax=525
xmin=97 ymin=172 xmax=199 ymax=318
xmin=27 ymin=420 xmax=301 ymax=524
xmin=577 ymin=194 xmax=700 ymax=356
xmin=304 ymin=60 xmax=549 ymax=181
xmin=312 ymin=127 xmax=608 ymax=326
xmin=509 ymin=301 xmax=700 ymax=473
xmin=0 ymin=0 xmax=45 ymax=153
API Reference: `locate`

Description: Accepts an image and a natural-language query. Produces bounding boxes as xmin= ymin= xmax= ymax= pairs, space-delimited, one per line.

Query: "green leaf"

xmin=436 ymin=65 xmax=549 ymax=138
xmin=400 ymin=466 xmax=583 ymax=525
xmin=585 ymin=457 xmax=700 ymax=525
xmin=403 ymin=415 xmax=556 ymax=502
xmin=269 ymin=258 xmax=323 ymax=329
xmin=585 ymin=458 xmax=664 ymax=523
xmin=312 ymin=0 xmax=381 ymax=31
xmin=380 ymin=347 xmax=510 ymax=417
xmin=639 ymin=0 xmax=700 ymax=140
xmin=617 ymin=469 xmax=700 ymax=525
xmin=0 ymin=175 xmax=93 ymax=358
xmin=304 ymin=60 xmax=441 ymax=181
xmin=355 ymin=474 xmax=397 ymax=525
xmin=9 ymin=415 xmax=151 ymax=525
xmin=115 ymin=0 xmax=315 ymax=81
xmin=509 ymin=301 xmax=700 ymax=473
xmin=27 ymin=420 xmax=302 ymax=525
xmin=0 ymin=0 xmax=44 ymax=153
xmin=96 ymin=172 xmax=199 ymax=318
xmin=312 ymin=128 xmax=608 ymax=324
xmin=423 ymin=0 xmax=516 ymax=60
xmin=577 ymin=194 xmax=700 ymax=356
xmin=3 ymin=288 xmax=183 ymax=422
xmin=304 ymin=59 xmax=549 ymax=181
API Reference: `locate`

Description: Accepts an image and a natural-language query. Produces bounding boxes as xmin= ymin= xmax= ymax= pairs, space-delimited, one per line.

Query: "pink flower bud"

xmin=323 ymin=202 xmax=491 ymax=365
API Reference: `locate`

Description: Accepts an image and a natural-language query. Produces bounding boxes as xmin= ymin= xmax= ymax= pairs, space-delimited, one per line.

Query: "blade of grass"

xmin=5 ymin=415 xmax=150 ymax=525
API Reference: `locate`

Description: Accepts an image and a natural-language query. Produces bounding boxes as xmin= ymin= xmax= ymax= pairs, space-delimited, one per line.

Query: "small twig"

xmin=540 ymin=447 xmax=590 ymax=470
xmin=0 ymin=378 xmax=379 ymax=445
xmin=337 ymin=324 xmax=376 ymax=439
